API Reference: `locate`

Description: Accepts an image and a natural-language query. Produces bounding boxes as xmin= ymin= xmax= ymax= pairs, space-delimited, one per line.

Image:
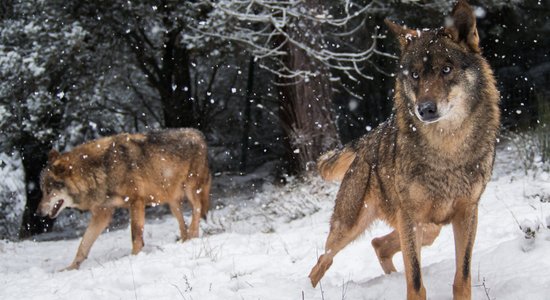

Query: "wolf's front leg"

xmin=451 ymin=204 xmax=478 ymax=300
xmin=397 ymin=212 xmax=426 ymax=300
xmin=61 ymin=207 xmax=114 ymax=271
xmin=129 ymin=200 xmax=146 ymax=254
xmin=309 ymin=203 xmax=378 ymax=287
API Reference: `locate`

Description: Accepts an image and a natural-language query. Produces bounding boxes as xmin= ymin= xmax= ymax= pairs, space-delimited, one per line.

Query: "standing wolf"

xmin=37 ymin=128 xmax=211 ymax=270
xmin=308 ymin=1 xmax=500 ymax=299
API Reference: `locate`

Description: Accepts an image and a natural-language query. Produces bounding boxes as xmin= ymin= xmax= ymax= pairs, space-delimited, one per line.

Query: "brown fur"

xmin=316 ymin=147 xmax=356 ymax=181
xmin=309 ymin=1 xmax=500 ymax=299
xmin=37 ymin=128 xmax=211 ymax=270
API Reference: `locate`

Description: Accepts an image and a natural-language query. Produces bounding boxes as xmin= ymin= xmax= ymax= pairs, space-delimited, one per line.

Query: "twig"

xmin=170 ymin=283 xmax=188 ymax=300
xmin=128 ymin=256 xmax=138 ymax=300
xmin=495 ymin=193 xmax=522 ymax=230
xmin=341 ymin=275 xmax=351 ymax=300
xmin=481 ymin=277 xmax=492 ymax=300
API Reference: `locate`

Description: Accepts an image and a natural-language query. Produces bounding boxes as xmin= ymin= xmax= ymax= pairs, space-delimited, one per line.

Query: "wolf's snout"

xmin=36 ymin=204 xmax=48 ymax=217
xmin=417 ymin=101 xmax=438 ymax=122
xmin=36 ymin=198 xmax=64 ymax=218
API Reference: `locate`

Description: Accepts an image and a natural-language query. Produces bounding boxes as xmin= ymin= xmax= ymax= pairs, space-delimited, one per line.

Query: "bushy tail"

xmin=317 ymin=145 xmax=356 ymax=181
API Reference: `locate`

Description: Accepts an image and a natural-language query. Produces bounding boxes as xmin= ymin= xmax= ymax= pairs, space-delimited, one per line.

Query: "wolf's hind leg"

xmin=62 ymin=207 xmax=114 ymax=271
xmin=309 ymin=204 xmax=378 ymax=287
xmin=184 ymin=184 xmax=202 ymax=239
xmin=371 ymin=230 xmax=400 ymax=274
xmin=199 ymin=175 xmax=211 ymax=220
xmin=372 ymin=224 xmax=441 ymax=274
xmin=169 ymin=200 xmax=188 ymax=241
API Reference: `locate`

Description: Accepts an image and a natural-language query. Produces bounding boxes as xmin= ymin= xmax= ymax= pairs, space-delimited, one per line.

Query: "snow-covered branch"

xmin=189 ymin=0 xmax=396 ymax=80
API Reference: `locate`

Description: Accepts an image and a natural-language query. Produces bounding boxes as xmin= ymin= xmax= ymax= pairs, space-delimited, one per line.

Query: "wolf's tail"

xmin=317 ymin=145 xmax=356 ymax=181
xmin=200 ymin=174 xmax=211 ymax=220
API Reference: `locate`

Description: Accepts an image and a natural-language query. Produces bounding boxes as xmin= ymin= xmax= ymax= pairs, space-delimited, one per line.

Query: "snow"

xmin=0 ymin=153 xmax=25 ymax=240
xmin=1 ymin=146 xmax=550 ymax=299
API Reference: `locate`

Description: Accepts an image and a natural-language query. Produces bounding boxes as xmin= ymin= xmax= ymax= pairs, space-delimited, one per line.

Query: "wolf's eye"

xmin=411 ymin=71 xmax=419 ymax=79
xmin=51 ymin=181 xmax=64 ymax=190
xmin=442 ymin=66 xmax=452 ymax=74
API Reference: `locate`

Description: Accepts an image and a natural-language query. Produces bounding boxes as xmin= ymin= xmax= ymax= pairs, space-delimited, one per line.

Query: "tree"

xmin=276 ymin=0 xmax=340 ymax=172
xmin=0 ymin=1 xmax=155 ymax=237
xmin=70 ymin=0 xmax=225 ymax=129
xmin=71 ymin=1 xmax=281 ymax=173
xmin=1 ymin=0 xmax=263 ymax=237
xmin=193 ymin=0 xmax=394 ymax=173
xmin=0 ymin=1 xmax=89 ymax=237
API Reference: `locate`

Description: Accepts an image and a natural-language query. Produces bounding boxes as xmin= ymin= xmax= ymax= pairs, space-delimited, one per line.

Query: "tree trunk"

xmin=240 ymin=56 xmax=255 ymax=173
xmin=0 ymin=0 xmax=14 ymax=20
xmin=18 ymin=64 xmax=65 ymax=239
xmin=159 ymin=27 xmax=196 ymax=129
xmin=278 ymin=1 xmax=340 ymax=174
xmin=18 ymin=135 xmax=54 ymax=239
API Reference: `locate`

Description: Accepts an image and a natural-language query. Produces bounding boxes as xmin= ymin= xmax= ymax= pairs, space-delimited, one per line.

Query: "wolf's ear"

xmin=51 ymin=160 xmax=70 ymax=176
xmin=48 ymin=150 xmax=70 ymax=176
xmin=385 ymin=19 xmax=418 ymax=50
xmin=445 ymin=0 xmax=480 ymax=53
xmin=48 ymin=149 xmax=60 ymax=163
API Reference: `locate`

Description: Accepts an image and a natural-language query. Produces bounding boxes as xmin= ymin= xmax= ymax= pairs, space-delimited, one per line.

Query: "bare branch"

xmin=195 ymin=0 xmax=396 ymax=80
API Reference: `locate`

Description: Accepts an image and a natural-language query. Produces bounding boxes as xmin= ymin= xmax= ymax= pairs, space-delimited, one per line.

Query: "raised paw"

xmin=371 ymin=237 xmax=398 ymax=274
xmin=58 ymin=262 xmax=80 ymax=272
xmin=308 ymin=254 xmax=333 ymax=287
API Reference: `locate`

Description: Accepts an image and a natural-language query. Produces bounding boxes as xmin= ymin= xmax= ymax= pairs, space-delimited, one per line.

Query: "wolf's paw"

xmin=58 ymin=263 xmax=80 ymax=272
xmin=375 ymin=255 xmax=397 ymax=274
xmin=131 ymin=242 xmax=144 ymax=255
xmin=308 ymin=255 xmax=333 ymax=288
xmin=177 ymin=234 xmax=190 ymax=243
xmin=372 ymin=239 xmax=397 ymax=274
xmin=187 ymin=230 xmax=199 ymax=239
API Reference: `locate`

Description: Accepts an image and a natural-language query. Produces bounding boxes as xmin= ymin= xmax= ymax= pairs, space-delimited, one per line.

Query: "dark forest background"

xmin=0 ymin=0 xmax=548 ymax=239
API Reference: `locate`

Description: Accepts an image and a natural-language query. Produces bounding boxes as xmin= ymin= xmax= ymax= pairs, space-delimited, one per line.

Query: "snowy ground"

xmin=1 ymin=146 xmax=550 ymax=300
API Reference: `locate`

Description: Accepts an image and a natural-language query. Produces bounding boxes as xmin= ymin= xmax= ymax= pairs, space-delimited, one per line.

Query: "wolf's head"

xmin=386 ymin=0 xmax=485 ymax=129
xmin=37 ymin=150 xmax=76 ymax=219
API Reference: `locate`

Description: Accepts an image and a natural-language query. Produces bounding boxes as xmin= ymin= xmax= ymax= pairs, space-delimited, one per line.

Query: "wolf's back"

xmin=147 ymin=128 xmax=211 ymax=219
xmin=317 ymin=145 xmax=357 ymax=181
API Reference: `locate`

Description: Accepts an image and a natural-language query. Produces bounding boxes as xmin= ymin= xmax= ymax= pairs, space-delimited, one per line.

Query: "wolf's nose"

xmin=417 ymin=101 xmax=438 ymax=121
xmin=36 ymin=208 xmax=47 ymax=217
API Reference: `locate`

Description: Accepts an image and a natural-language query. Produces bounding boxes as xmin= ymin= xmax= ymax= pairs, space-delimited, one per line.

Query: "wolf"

xmin=37 ymin=128 xmax=211 ymax=270
xmin=308 ymin=1 xmax=500 ymax=299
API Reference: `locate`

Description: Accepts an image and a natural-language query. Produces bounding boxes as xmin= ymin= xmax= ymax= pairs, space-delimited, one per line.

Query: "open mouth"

xmin=49 ymin=199 xmax=64 ymax=218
